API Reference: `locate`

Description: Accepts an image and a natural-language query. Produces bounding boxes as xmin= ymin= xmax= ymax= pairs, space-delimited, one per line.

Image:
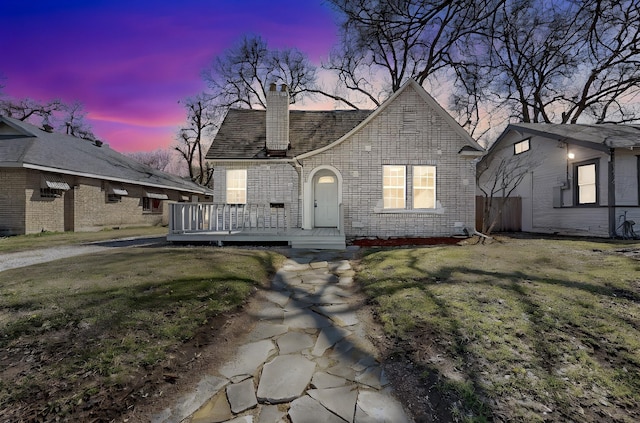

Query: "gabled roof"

xmin=206 ymin=79 xmax=483 ymax=161
xmin=207 ymin=109 xmax=373 ymax=159
xmin=492 ymin=123 xmax=640 ymax=153
xmin=298 ymin=79 xmax=484 ymax=159
xmin=0 ymin=116 xmax=211 ymax=195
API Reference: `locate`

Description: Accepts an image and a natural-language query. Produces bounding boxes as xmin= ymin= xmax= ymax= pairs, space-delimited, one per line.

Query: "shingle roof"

xmin=0 ymin=116 xmax=211 ymax=194
xmin=206 ymin=109 xmax=374 ymax=159
xmin=508 ymin=123 xmax=640 ymax=149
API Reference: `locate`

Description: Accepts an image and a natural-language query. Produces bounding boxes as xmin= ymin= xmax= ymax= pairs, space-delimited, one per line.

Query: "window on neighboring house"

xmin=575 ymin=160 xmax=598 ymax=205
xmin=383 ymin=165 xmax=406 ymax=209
xmin=514 ymin=139 xmax=530 ymax=155
xmin=413 ymin=166 xmax=436 ymax=209
xmin=107 ymin=194 xmax=122 ymax=203
xmin=40 ymin=188 xmax=63 ymax=198
xmin=143 ymin=197 xmax=163 ymax=213
xmin=226 ymin=169 xmax=247 ymax=204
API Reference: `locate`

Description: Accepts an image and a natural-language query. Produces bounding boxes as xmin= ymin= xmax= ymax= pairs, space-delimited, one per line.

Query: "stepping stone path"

xmin=153 ymin=248 xmax=412 ymax=423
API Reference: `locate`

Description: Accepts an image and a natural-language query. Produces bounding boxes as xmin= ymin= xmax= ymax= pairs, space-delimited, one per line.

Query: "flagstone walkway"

xmin=152 ymin=247 xmax=412 ymax=423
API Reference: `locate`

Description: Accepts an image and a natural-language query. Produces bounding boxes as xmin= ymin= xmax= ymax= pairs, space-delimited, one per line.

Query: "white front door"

xmin=314 ymin=172 xmax=338 ymax=227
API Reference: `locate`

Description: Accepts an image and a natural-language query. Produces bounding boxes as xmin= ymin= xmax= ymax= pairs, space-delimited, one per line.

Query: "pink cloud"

xmin=1 ymin=0 xmax=339 ymax=152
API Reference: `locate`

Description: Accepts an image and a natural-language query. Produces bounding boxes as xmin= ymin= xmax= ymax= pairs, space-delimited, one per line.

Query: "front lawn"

xmin=357 ymin=237 xmax=640 ymax=422
xmin=0 ymin=246 xmax=284 ymax=421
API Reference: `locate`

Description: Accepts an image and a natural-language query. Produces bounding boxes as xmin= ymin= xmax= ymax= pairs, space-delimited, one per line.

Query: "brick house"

xmin=0 ymin=116 xmax=212 ymax=236
xmin=168 ymin=79 xmax=483 ymax=248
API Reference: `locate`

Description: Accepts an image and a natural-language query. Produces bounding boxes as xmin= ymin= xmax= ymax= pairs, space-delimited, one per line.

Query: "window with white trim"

xmin=383 ymin=165 xmax=406 ymax=209
xmin=413 ymin=166 xmax=436 ymax=209
xmin=226 ymin=169 xmax=247 ymax=204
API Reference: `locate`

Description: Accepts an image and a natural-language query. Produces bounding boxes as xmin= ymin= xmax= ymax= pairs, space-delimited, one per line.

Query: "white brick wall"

xmin=303 ymin=84 xmax=477 ymax=238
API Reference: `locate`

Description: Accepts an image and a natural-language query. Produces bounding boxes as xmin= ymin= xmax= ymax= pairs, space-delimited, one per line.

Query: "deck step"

xmin=290 ymin=237 xmax=346 ymax=250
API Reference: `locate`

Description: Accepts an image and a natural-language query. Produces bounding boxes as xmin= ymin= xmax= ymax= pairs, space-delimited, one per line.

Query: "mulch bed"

xmin=350 ymin=237 xmax=465 ymax=247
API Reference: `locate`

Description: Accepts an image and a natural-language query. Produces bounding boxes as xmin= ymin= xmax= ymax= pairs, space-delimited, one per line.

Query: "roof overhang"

xmin=14 ymin=163 xmax=212 ymax=195
xmin=144 ymin=191 xmax=169 ymax=200
xmin=507 ymin=124 xmax=612 ymax=153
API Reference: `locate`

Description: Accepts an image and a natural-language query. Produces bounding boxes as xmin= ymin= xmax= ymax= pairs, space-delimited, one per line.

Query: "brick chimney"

xmin=266 ymin=83 xmax=289 ymax=155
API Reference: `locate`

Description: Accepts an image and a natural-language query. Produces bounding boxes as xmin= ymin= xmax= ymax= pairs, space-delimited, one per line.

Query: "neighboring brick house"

xmin=0 ymin=116 xmax=212 ymax=236
xmin=196 ymin=78 xmax=483 ymax=246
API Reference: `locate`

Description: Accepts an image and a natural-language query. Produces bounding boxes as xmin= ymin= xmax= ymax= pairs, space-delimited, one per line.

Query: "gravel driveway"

xmin=0 ymin=236 xmax=168 ymax=272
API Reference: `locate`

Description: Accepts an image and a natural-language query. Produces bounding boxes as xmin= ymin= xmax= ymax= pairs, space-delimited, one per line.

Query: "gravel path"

xmin=0 ymin=236 xmax=167 ymax=272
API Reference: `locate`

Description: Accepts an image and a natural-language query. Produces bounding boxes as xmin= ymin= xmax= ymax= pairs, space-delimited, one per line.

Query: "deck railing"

xmin=169 ymin=203 xmax=290 ymax=233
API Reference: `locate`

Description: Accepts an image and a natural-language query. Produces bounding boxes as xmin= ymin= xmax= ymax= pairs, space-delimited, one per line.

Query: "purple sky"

xmin=0 ymin=0 xmax=338 ymax=152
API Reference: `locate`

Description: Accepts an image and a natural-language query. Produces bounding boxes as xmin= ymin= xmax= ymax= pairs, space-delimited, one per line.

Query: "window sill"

xmin=374 ymin=207 xmax=445 ymax=215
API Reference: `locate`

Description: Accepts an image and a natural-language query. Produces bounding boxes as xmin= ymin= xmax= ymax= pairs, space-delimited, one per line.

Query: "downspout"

xmin=608 ymin=148 xmax=616 ymax=238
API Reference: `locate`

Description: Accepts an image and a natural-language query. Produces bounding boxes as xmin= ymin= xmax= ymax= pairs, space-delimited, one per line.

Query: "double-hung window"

xmin=226 ymin=169 xmax=247 ymax=204
xmin=383 ymin=165 xmax=437 ymax=209
xmin=413 ymin=166 xmax=436 ymax=209
xmin=383 ymin=166 xmax=406 ymax=209
xmin=575 ymin=160 xmax=598 ymax=205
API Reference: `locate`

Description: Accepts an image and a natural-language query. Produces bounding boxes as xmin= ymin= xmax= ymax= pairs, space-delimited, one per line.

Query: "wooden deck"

xmin=167 ymin=203 xmax=346 ymax=249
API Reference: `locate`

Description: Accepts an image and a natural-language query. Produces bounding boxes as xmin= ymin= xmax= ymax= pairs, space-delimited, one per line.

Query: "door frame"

xmin=303 ymin=165 xmax=343 ymax=230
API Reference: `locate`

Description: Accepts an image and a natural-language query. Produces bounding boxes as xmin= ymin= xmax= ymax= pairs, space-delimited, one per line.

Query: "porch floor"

xmin=167 ymin=227 xmax=346 ymax=249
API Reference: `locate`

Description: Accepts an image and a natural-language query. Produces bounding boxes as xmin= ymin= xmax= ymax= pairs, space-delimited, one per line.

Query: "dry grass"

xmin=0 ymin=226 xmax=167 ymax=253
xmin=0 ymin=242 xmax=284 ymax=421
xmin=357 ymin=236 xmax=640 ymax=422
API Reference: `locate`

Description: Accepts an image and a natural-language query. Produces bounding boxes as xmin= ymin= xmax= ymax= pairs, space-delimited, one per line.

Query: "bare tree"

xmin=202 ymin=34 xmax=356 ymax=110
xmin=324 ymin=0 xmax=503 ymax=116
xmin=126 ymin=149 xmax=174 ymax=172
xmin=61 ymin=101 xmax=96 ymax=140
xmin=476 ymin=144 xmax=542 ymax=235
xmin=0 ymin=97 xmax=64 ymax=123
xmin=477 ymin=0 xmax=640 ymax=125
xmin=175 ymin=94 xmax=220 ymax=187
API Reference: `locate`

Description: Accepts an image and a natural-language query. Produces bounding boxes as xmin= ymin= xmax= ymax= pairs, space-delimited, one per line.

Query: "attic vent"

xmin=94 ymin=140 xmax=103 ymax=147
xmin=42 ymin=124 xmax=54 ymax=133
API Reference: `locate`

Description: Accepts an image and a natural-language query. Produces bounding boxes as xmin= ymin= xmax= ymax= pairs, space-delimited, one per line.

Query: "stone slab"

xmin=264 ymin=290 xmax=291 ymax=307
xmin=190 ymin=390 xmax=232 ymax=423
xmin=355 ymin=366 xmax=385 ymax=390
xmin=308 ymin=385 xmax=358 ymax=423
xmin=254 ymin=303 xmax=285 ymax=322
xmin=277 ymin=331 xmax=314 ymax=354
xmin=256 ymin=354 xmax=316 ymax=403
xmin=153 ymin=375 xmax=228 ymax=423
xmin=309 ymin=261 xmax=329 ymax=269
xmin=226 ymin=378 xmax=257 ymax=414
xmin=313 ymin=304 xmax=359 ymax=327
xmin=225 ymin=417 xmax=254 ymax=423
xmin=219 ymin=340 xmax=276 ymax=379
xmin=311 ymin=372 xmax=348 ymax=389
xmin=312 ymin=326 xmax=351 ymax=357
xmin=355 ymin=390 xmax=410 ymax=423
xmin=288 ymin=395 xmax=347 ymax=423
xmin=248 ymin=322 xmax=289 ymax=341
xmin=258 ymin=404 xmax=287 ymax=423
xmin=284 ymin=308 xmax=333 ymax=329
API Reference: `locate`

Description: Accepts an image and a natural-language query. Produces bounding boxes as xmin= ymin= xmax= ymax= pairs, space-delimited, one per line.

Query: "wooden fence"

xmin=475 ymin=196 xmax=522 ymax=232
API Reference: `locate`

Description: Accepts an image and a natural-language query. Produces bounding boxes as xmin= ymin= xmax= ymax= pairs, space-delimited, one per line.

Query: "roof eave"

xmin=18 ymin=163 xmax=211 ymax=194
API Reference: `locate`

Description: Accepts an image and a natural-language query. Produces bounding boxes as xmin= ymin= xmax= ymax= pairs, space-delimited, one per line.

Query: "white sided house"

xmin=479 ymin=123 xmax=640 ymax=238
xmin=168 ymin=79 xmax=484 ymax=248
